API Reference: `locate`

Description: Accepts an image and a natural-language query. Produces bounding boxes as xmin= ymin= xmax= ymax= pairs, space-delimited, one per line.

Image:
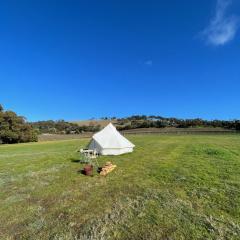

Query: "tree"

xmin=0 ymin=106 xmax=38 ymax=144
xmin=234 ymin=121 xmax=240 ymax=131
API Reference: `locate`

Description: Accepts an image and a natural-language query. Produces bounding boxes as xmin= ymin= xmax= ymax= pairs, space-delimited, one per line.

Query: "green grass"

xmin=0 ymin=135 xmax=240 ymax=239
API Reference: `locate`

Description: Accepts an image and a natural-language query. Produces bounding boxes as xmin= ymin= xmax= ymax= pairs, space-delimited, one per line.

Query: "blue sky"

xmin=0 ymin=0 xmax=240 ymax=121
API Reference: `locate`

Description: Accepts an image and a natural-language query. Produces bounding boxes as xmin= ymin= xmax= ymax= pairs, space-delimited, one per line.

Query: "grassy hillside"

xmin=1 ymin=135 xmax=240 ymax=239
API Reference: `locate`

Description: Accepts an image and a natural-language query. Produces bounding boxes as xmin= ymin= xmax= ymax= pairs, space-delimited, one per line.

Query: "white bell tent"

xmin=88 ymin=123 xmax=135 ymax=155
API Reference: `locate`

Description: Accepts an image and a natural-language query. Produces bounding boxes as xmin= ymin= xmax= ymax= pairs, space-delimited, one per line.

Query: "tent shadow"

xmin=70 ymin=158 xmax=81 ymax=163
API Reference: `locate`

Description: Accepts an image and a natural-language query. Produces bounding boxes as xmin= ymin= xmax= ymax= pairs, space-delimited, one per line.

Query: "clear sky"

xmin=0 ymin=0 xmax=240 ymax=121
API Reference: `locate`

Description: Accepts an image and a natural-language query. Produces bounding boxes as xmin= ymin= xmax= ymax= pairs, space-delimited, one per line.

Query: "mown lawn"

xmin=0 ymin=135 xmax=240 ymax=240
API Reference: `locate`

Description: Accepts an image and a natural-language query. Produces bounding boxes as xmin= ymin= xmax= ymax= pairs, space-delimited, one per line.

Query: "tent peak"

xmin=105 ymin=122 xmax=116 ymax=129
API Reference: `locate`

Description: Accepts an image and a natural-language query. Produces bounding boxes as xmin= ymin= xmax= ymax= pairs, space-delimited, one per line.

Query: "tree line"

xmin=30 ymin=120 xmax=101 ymax=134
xmin=0 ymin=104 xmax=101 ymax=144
xmin=116 ymin=115 xmax=240 ymax=131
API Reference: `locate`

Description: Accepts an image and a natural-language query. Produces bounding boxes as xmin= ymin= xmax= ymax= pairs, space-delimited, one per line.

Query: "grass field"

xmin=1 ymin=135 xmax=240 ymax=239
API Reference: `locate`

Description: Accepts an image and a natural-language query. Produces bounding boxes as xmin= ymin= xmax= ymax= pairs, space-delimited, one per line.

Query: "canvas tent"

xmin=88 ymin=123 xmax=135 ymax=155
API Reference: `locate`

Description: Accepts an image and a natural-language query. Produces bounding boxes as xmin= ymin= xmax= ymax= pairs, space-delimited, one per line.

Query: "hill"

xmin=71 ymin=115 xmax=240 ymax=132
xmin=71 ymin=119 xmax=118 ymax=128
xmin=28 ymin=115 xmax=240 ymax=138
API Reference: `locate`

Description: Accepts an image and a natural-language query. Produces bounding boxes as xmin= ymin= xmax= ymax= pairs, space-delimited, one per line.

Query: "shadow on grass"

xmin=77 ymin=169 xmax=95 ymax=177
xmin=70 ymin=157 xmax=91 ymax=164
xmin=71 ymin=158 xmax=81 ymax=163
xmin=77 ymin=169 xmax=85 ymax=175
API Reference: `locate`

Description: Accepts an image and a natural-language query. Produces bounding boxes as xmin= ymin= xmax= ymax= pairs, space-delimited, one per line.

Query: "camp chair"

xmin=78 ymin=149 xmax=99 ymax=167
